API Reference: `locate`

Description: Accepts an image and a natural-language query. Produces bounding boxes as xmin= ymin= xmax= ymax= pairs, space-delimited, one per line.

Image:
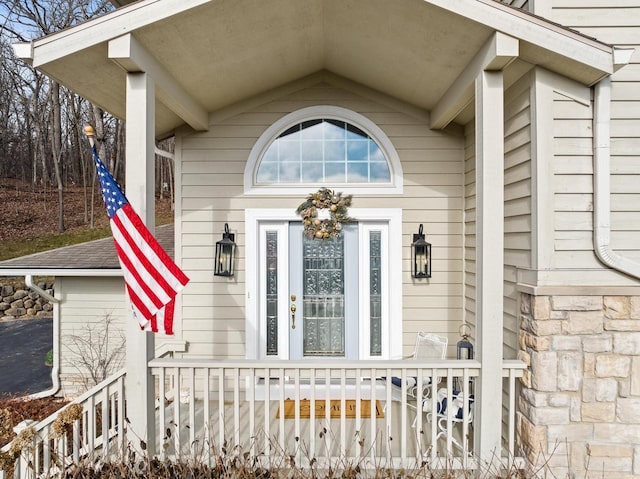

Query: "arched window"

xmin=245 ymin=106 xmax=403 ymax=195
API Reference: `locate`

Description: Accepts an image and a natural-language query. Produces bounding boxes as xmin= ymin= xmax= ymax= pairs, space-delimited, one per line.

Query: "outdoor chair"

xmin=387 ymin=332 xmax=447 ymax=419
xmin=430 ymin=387 xmax=475 ymax=453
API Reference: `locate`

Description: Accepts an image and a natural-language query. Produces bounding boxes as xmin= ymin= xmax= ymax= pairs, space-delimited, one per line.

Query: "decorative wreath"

xmin=296 ymin=188 xmax=354 ymax=239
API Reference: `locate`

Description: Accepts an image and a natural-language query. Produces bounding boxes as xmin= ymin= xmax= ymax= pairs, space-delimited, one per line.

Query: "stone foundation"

xmin=518 ymin=293 xmax=640 ymax=478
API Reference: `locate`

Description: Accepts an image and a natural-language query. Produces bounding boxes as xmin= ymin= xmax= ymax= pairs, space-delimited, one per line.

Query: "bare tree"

xmin=0 ymin=0 xmax=117 ymax=217
xmin=66 ymin=312 xmax=126 ymax=391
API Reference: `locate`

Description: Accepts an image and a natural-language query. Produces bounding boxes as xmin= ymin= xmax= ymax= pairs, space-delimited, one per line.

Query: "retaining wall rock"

xmin=0 ymin=281 xmax=54 ymax=320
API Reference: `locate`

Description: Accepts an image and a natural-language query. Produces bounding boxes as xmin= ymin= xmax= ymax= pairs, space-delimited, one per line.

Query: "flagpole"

xmin=84 ymin=124 xmax=96 ymax=148
xmin=84 ymin=121 xmax=158 ymax=456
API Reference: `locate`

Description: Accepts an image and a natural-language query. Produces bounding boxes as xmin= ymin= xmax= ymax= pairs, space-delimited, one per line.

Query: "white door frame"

xmin=245 ymin=208 xmax=403 ymax=360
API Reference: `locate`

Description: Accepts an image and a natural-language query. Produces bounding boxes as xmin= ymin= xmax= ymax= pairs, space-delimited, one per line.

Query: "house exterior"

xmin=4 ymin=0 xmax=640 ymax=477
xmin=0 ymin=224 xmax=181 ymax=397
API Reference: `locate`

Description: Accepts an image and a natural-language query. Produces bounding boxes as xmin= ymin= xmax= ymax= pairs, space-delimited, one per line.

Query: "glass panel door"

xmin=289 ymin=222 xmax=358 ymax=359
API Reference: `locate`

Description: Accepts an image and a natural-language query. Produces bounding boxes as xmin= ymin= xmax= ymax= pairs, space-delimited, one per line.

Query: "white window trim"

xmin=245 ymin=208 xmax=403 ymax=361
xmin=244 ymin=106 xmax=404 ymax=196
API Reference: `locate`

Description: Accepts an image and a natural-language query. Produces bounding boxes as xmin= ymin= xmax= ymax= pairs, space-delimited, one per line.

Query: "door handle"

xmin=290 ymin=294 xmax=297 ymax=329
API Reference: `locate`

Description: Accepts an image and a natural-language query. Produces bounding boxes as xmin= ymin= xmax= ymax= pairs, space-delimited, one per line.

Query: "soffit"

xmin=25 ymin=0 xmax=613 ymax=137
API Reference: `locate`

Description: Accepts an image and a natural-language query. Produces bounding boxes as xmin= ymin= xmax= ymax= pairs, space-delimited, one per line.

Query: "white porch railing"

xmin=0 ymin=369 xmax=126 ymax=479
xmin=1 ymin=360 xmax=525 ymax=478
xmin=148 ymin=359 xmax=525 ymax=470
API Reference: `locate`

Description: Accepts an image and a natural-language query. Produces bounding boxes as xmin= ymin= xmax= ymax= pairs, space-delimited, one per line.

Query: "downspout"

xmin=593 ymin=76 xmax=640 ymax=280
xmin=25 ymin=275 xmax=61 ymax=398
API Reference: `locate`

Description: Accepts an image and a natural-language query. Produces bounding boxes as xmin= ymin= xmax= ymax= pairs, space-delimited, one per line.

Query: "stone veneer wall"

xmin=518 ymin=293 xmax=640 ymax=478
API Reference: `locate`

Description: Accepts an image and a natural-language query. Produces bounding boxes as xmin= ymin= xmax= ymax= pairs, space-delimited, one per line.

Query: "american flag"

xmin=91 ymin=144 xmax=189 ymax=334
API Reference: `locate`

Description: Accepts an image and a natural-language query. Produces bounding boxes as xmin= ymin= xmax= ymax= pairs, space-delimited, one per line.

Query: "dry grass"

xmin=0 ymin=178 xmax=173 ymax=261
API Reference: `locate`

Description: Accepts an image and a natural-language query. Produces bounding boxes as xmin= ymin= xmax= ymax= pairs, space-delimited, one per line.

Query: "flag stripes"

xmin=91 ymin=143 xmax=189 ymax=334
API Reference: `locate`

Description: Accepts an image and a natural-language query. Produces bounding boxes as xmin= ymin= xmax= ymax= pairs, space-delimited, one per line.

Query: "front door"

xmin=289 ymin=223 xmax=358 ymax=359
xmin=250 ymin=209 xmax=401 ymax=361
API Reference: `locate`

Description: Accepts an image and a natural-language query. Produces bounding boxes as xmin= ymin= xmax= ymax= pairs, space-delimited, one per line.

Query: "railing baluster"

xmin=400 ymin=367 xmax=407 ymax=462
xmin=369 ymin=367 xmax=376 ymax=462
xmin=462 ymin=366 xmax=470 ymax=462
xmin=263 ymin=367 xmax=270 ymax=463
xmin=101 ymin=385 xmax=109 ymax=458
xmin=233 ymin=368 xmax=240 ymax=448
xmin=446 ymin=369 xmax=454 ymax=454
xmin=294 ymin=368 xmax=301 ymax=464
xmin=203 ymin=367 xmax=211 ymax=465
xmin=355 ymin=367 xmax=361 ymax=459
xmin=277 ymin=368 xmax=285 ymax=454
xmin=72 ymin=417 xmax=80 ymax=464
xmin=429 ymin=366 xmax=438 ymax=462
xmin=415 ymin=368 xmax=423 ymax=459
xmin=384 ymin=370 xmax=392 ymax=462
xmin=217 ymin=367 xmax=225 ymax=450
xmin=42 ymin=426 xmax=50 ymax=475
xmin=339 ymin=368 xmax=346 ymax=459
xmin=173 ymin=367 xmax=181 ymax=454
xmin=118 ymin=374 xmax=126 ymax=456
xmin=324 ymin=368 xmax=331 ymax=459
xmin=309 ymin=368 xmax=315 ymax=460
xmin=158 ymin=366 xmax=166 ymax=459
xmin=188 ymin=367 xmax=196 ymax=451
xmin=248 ymin=367 xmax=255 ymax=458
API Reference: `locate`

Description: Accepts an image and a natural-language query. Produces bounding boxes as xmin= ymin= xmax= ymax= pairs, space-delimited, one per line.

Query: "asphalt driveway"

xmin=0 ymin=318 xmax=53 ymax=396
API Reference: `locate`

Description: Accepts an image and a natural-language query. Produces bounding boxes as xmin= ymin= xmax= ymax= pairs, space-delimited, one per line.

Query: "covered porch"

xmin=3 ymin=359 xmax=524 ymax=479
xmin=7 ymin=0 xmax=620 ymax=475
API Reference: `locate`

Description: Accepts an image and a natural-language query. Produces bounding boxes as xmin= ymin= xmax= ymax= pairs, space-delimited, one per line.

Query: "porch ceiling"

xmin=20 ymin=0 xmax=614 ymax=138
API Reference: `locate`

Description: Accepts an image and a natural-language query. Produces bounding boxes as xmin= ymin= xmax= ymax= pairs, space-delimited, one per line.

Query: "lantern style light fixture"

xmin=456 ymin=324 xmax=474 ymax=360
xmin=214 ymin=223 xmax=236 ymax=277
xmin=411 ymin=224 xmax=432 ymax=279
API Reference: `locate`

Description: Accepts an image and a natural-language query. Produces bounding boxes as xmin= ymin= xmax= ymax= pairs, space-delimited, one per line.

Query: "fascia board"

xmin=426 ymin=0 xmax=614 ymax=75
xmin=30 ymin=0 xmax=211 ymax=68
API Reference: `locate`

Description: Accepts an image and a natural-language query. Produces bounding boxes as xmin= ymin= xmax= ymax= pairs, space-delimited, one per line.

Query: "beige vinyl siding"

xmin=58 ymin=277 xmax=128 ymax=396
xmin=552 ymin=90 xmax=596 ymax=271
xmin=503 ymin=74 xmax=532 ymax=359
xmin=611 ymin=48 xmax=640 ymax=262
xmin=463 ymin=122 xmax=476 ymax=345
xmin=463 ymin=73 xmax=532 ymax=361
xmin=178 ymin=80 xmax=465 ymax=359
xmin=550 ymin=2 xmax=640 ymax=263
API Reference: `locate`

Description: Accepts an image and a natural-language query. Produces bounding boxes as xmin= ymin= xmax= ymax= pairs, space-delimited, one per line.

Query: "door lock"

xmin=290 ymin=294 xmax=297 ymax=329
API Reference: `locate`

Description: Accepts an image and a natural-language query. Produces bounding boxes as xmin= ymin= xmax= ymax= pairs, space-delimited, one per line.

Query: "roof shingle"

xmin=0 ymin=224 xmax=175 ymax=274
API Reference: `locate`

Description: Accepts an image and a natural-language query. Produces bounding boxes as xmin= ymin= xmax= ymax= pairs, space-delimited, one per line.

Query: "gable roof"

xmin=15 ymin=0 xmax=616 ymax=138
xmin=0 ymin=224 xmax=174 ymax=277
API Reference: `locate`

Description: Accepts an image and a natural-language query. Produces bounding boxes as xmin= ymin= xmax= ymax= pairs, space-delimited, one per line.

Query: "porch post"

xmin=124 ymin=71 xmax=156 ymax=456
xmin=475 ymin=69 xmax=504 ymax=461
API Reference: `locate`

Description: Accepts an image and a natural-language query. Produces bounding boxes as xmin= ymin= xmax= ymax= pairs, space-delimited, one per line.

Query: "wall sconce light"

xmin=214 ymin=223 xmax=236 ymax=277
xmin=411 ymin=224 xmax=431 ymax=279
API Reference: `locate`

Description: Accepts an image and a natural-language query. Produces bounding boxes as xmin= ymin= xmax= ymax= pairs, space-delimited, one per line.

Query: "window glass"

xmin=369 ymin=231 xmax=382 ymax=356
xmin=256 ymin=119 xmax=391 ymax=184
xmin=266 ymin=231 xmax=278 ymax=355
